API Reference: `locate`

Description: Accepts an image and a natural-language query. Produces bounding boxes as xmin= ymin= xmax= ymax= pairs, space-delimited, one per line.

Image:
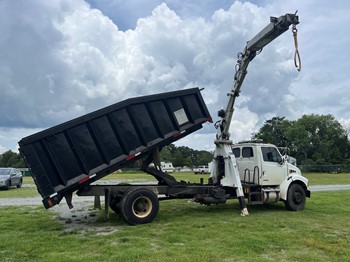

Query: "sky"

xmin=0 ymin=0 xmax=349 ymax=154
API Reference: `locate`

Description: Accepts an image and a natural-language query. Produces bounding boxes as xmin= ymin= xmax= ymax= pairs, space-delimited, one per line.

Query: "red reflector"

xmin=126 ymin=155 xmax=136 ymax=160
xmin=173 ymin=132 xmax=181 ymax=138
xmin=173 ymin=130 xmax=185 ymax=138
xmin=127 ymin=152 xmax=141 ymax=160
xmin=47 ymin=199 xmax=54 ymax=207
xmin=79 ymin=177 xmax=90 ymax=184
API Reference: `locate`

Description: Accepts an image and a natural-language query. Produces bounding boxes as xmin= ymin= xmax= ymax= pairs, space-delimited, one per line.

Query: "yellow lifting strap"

xmin=292 ymin=24 xmax=301 ymax=72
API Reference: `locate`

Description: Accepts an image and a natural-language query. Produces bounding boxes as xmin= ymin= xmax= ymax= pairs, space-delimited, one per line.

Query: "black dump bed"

xmin=19 ymin=88 xmax=211 ymax=208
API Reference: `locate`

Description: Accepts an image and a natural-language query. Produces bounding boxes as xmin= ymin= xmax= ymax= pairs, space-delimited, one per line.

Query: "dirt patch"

xmin=50 ymin=198 xmax=119 ymax=236
xmin=1 ymin=195 xmax=119 ymax=235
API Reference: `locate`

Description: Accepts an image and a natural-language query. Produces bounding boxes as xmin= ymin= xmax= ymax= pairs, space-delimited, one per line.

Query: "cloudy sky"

xmin=0 ymin=0 xmax=349 ymax=153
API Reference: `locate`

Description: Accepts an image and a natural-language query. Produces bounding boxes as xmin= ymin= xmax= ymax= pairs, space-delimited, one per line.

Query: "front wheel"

xmin=17 ymin=179 xmax=22 ymax=188
xmin=284 ymin=183 xmax=306 ymax=211
xmin=5 ymin=180 xmax=10 ymax=190
xmin=120 ymin=187 xmax=159 ymax=225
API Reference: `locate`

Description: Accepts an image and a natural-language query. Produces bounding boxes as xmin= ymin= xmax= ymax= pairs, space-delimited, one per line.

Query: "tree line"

xmin=1 ymin=114 xmax=349 ymax=168
xmin=253 ymin=114 xmax=350 ymax=165
xmin=160 ymin=144 xmax=212 ymax=167
xmin=0 ymin=150 xmax=25 ymax=168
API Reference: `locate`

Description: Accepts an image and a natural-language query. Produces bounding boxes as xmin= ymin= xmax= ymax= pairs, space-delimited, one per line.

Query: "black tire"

xmin=284 ymin=183 xmax=306 ymax=211
xmin=120 ymin=187 xmax=159 ymax=225
xmin=109 ymin=195 xmax=121 ymax=214
xmin=17 ymin=179 xmax=22 ymax=188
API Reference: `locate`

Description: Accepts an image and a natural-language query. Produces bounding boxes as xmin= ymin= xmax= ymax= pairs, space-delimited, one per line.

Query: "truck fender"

xmin=279 ymin=179 xmax=292 ymax=200
xmin=280 ymin=177 xmax=309 ymax=201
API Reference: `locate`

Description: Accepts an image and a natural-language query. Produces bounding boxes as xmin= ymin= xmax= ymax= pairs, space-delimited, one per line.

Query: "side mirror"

xmin=278 ymin=157 xmax=285 ymax=165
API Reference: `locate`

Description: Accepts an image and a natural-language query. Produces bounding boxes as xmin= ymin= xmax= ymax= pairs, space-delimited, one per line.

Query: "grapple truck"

xmin=19 ymin=13 xmax=310 ymax=225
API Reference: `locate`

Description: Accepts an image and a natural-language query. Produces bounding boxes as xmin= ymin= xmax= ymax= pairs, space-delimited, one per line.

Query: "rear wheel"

xmin=284 ymin=183 xmax=306 ymax=211
xmin=120 ymin=187 xmax=159 ymax=225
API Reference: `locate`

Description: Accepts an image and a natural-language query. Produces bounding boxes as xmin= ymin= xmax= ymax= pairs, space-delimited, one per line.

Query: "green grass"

xmin=0 ymin=190 xmax=349 ymax=261
xmin=0 ymin=187 xmax=38 ymax=198
xmin=23 ymin=176 xmax=35 ymax=185
xmin=304 ymin=172 xmax=350 ymax=185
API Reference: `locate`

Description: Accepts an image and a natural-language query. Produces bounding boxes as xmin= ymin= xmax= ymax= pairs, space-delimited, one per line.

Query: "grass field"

xmin=0 ymin=172 xmax=349 ymax=261
xmin=303 ymin=172 xmax=350 ymax=185
xmin=0 ymin=189 xmax=349 ymax=261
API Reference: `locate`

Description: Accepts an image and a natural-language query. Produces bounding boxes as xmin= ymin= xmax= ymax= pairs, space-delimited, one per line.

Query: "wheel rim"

xmin=293 ymin=190 xmax=303 ymax=204
xmin=132 ymin=196 xmax=152 ymax=218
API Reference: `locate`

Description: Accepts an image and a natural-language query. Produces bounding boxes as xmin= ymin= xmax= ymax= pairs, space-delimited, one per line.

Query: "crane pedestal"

xmin=210 ymin=139 xmax=249 ymax=216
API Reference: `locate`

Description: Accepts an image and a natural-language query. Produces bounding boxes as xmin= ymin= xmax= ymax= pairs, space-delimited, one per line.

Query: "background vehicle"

xmin=0 ymin=168 xmax=23 ymax=190
xmin=19 ymin=13 xmax=308 ymax=225
xmin=161 ymin=162 xmax=174 ymax=173
xmin=193 ymin=165 xmax=209 ymax=174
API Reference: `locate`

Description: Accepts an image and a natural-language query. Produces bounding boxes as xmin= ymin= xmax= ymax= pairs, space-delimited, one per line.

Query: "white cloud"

xmin=0 ymin=127 xmax=43 ymax=153
xmin=230 ymin=106 xmax=259 ymax=142
xmin=1 ymin=0 xmax=349 ymax=153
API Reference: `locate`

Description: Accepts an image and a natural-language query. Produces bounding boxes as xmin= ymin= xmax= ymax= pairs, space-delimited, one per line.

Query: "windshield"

xmin=0 ymin=169 xmax=11 ymax=176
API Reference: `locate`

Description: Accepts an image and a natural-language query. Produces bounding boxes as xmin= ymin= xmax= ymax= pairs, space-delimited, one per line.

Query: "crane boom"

xmin=210 ymin=13 xmax=300 ymax=217
xmin=220 ymin=13 xmax=299 ymax=140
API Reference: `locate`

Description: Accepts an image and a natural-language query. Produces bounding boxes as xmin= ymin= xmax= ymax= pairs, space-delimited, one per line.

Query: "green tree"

xmin=0 ymin=150 xmax=26 ymax=168
xmin=196 ymin=150 xmax=213 ymax=166
xmin=252 ymin=116 xmax=292 ymax=147
xmin=160 ymin=145 xmax=212 ymax=167
xmin=287 ymin=114 xmax=348 ymax=164
xmin=254 ymin=114 xmax=349 ymax=165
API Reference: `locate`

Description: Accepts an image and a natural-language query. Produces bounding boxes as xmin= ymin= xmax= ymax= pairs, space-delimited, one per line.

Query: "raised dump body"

xmin=19 ymin=88 xmax=211 ymax=208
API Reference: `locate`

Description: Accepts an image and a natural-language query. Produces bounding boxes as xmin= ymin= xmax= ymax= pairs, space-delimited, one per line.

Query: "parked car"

xmin=0 ymin=168 xmax=23 ymax=190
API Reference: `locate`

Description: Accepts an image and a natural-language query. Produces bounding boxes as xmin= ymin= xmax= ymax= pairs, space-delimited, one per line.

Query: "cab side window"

xmin=242 ymin=147 xmax=253 ymax=158
xmin=232 ymin=148 xmax=240 ymax=158
xmin=261 ymin=147 xmax=282 ymax=163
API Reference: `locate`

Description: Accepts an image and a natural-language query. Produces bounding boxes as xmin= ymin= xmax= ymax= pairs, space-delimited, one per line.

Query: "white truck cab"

xmin=231 ymin=141 xmax=310 ymax=211
xmin=194 ymin=165 xmax=209 ymax=174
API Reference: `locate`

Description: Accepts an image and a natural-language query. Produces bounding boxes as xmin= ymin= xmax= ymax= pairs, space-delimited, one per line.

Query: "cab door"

xmin=233 ymin=146 xmax=257 ymax=183
xmin=10 ymin=169 xmax=21 ymax=185
xmin=260 ymin=146 xmax=287 ymax=186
